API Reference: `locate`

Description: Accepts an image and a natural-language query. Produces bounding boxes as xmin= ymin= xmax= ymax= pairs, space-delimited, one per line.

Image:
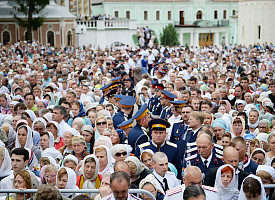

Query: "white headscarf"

xmin=48 ymin=131 xmax=55 ymax=149
xmin=81 ymin=154 xmax=99 ymax=189
xmin=42 ymin=148 xmax=63 ymax=166
xmin=0 ymin=146 xmax=12 ymax=178
xmin=125 ymin=156 xmax=143 ymax=176
xmin=15 ymin=125 xmax=33 ymax=149
xmin=94 ymin=145 xmax=114 ymax=175
xmin=238 ymin=174 xmax=266 ymax=200
xmin=24 ymin=110 xmax=36 ymax=121
xmin=66 ymin=128 xmax=80 ymax=137
xmin=32 ymin=117 xmax=47 ymax=131
xmin=256 ymin=165 xmax=275 ymax=181
xmin=247 ymin=109 xmax=260 ymax=129
xmin=214 ymin=164 xmax=239 ymax=200
xmin=58 ymin=167 xmax=78 ymax=197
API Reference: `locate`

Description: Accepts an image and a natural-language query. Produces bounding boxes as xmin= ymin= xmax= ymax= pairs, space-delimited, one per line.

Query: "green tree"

xmin=160 ymin=24 xmax=180 ymax=46
xmin=12 ymin=0 xmax=50 ymax=42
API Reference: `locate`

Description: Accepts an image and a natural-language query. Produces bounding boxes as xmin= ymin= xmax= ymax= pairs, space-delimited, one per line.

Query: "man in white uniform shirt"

xmin=52 ymin=105 xmax=71 ymax=138
xmin=151 ymin=152 xmax=179 ymax=194
xmin=164 ymin=166 xmax=218 ymax=200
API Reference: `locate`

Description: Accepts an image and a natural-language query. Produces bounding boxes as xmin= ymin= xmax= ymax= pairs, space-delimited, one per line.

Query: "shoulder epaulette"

xmin=186 ymin=147 xmax=197 ymax=154
xmin=187 ymin=142 xmax=197 ymax=147
xmin=202 ymin=185 xmax=218 ymax=193
xmin=216 ymin=154 xmax=223 ymax=159
xmin=165 ymin=185 xmax=182 ymax=196
xmin=139 ymin=142 xmax=150 ymax=148
xmin=166 ymin=141 xmax=177 ymax=148
xmin=185 ymin=153 xmax=197 ymax=161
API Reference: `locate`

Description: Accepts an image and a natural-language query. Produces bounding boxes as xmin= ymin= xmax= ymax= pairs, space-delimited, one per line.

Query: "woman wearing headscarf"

xmin=246 ymin=109 xmax=260 ymax=136
xmin=231 ymin=116 xmax=246 ymax=137
xmin=32 ymin=117 xmax=47 ymax=135
xmin=0 ymin=146 xmax=12 ymax=181
xmin=0 ymin=124 xmax=16 ymax=150
xmin=58 ymin=128 xmax=80 ymax=157
xmin=214 ymin=164 xmax=239 ymax=200
xmin=125 ymin=156 xmax=151 ymax=188
xmin=68 ymin=101 xmax=91 ymax=127
xmin=44 ymin=92 xmax=55 ymax=107
xmin=15 ymin=125 xmax=42 ymax=160
xmin=238 ymin=174 xmax=266 ymax=200
xmin=46 ymin=121 xmax=64 ymax=150
xmin=0 ymin=93 xmax=11 ymax=114
xmin=94 ymin=145 xmax=114 ymax=176
xmin=77 ymin=155 xmax=102 ymax=199
xmin=22 ymin=110 xmax=36 ymax=128
xmin=81 ymin=125 xmax=95 ymax=154
xmin=39 ymin=131 xmax=55 ymax=152
xmin=212 ymin=118 xmax=229 ymax=145
xmin=94 ymin=116 xmax=108 ymax=139
xmin=57 ymin=167 xmax=79 ymax=198
xmin=256 ymin=165 xmax=275 ymax=200
xmin=250 ymin=148 xmax=266 ymax=165
xmin=139 ymin=174 xmax=165 ymax=200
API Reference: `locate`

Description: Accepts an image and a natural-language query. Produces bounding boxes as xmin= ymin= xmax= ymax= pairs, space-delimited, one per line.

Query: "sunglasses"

xmin=97 ymin=121 xmax=107 ymax=126
xmin=115 ymin=152 xmax=127 ymax=157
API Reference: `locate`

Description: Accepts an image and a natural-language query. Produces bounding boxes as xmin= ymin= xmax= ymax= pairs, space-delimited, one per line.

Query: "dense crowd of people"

xmin=0 ymin=41 xmax=274 ymax=200
xmin=76 ymin=14 xmax=115 ymax=21
xmin=137 ymin=27 xmax=157 ymax=48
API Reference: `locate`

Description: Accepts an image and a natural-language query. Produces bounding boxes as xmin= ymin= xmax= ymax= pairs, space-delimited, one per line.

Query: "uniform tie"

xmin=163 ymin=178 xmax=169 ymax=192
xmin=204 ymin=160 xmax=208 ymax=168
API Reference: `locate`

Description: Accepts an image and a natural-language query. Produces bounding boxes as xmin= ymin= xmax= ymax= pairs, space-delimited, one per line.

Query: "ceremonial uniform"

xmin=152 ymin=171 xmax=180 ymax=194
xmin=128 ymin=103 xmax=150 ymax=153
xmin=102 ymin=193 xmax=141 ymax=200
xmin=182 ymin=127 xmax=202 ymax=144
xmin=148 ymin=95 xmax=157 ymax=112
xmin=151 ymin=97 xmax=162 ymax=117
xmin=128 ymin=124 xmax=150 ymax=153
xmin=160 ymin=106 xmax=172 ymax=120
xmin=135 ymin=140 xmax=182 ymax=178
xmin=183 ymin=152 xmax=224 ymax=179
xmin=113 ymin=110 xmax=128 ymax=129
xmin=164 ymin=184 xmax=218 ymax=200
xmin=169 ymin=121 xmax=188 ymax=144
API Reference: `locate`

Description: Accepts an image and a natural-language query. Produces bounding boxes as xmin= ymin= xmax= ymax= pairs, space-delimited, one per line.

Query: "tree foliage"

xmin=160 ymin=24 xmax=180 ymax=46
xmin=12 ymin=0 xmax=50 ymax=42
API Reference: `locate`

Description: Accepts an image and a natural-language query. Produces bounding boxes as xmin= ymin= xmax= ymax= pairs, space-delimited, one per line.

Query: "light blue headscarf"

xmin=212 ymin=118 xmax=229 ymax=132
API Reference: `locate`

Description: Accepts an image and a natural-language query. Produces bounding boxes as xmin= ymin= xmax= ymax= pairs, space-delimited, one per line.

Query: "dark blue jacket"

xmin=243 ymin=156 xmax=258 ymax=175
xmin=152 ymin=97 xmax=162 ymax=116
xmin=128 ymin=123 xmax=150 ymax=153
xmin=113 ymin=110 xmax=128 ymax=129
xmin=169 ymin=121 xmax=188 ymax=144
xmin=135 ymin=140 xmax=182 ymax=179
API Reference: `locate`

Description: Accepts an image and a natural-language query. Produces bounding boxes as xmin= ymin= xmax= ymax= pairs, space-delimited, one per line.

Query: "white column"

xmin=190 ymin=33 xmax=194 ymax=46
xmin=225 ymin=32 xmax=229 ymax=45
xmin=194 ymin=32 xmax=199 ymax=47
xmin=213 ymin=32 xmax=219 ymax=46
xmin=179 ymin=33 xmax=183 ymax=45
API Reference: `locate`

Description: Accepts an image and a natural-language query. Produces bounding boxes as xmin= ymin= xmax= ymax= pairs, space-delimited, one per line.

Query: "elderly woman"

xmin=42 ymin=164 xmax=58 ymax=186
xmin=58 ymin=128 xmax=80 ymax=157
xmin=94 ymin=145 xmax=114 ymax=175
xmin=139 ymin=174 xmax=165 ymax=200
xmin=212 ymin=119 xmax=229 ymax=145
xmin=258 ymin=119 xmax=271 ymax=134
xmin=94 ymin=136 xmax=112 ymax=150
xmin=266 ymin=133 xmax=275 ymax=164
xmin=256 ymin=165 xmax=275 ymax=200
xmin=46 ymin=121 xmax=64 ymax=150
xmin=111 ymin=144 xmax=128 ymax=162
xmin=63 ymin=155 xmax=79 ymax=171
xmin=214 ymin=164 xmax=239 ymax=200
xmin=81 ymin=125 xmax=95 ymax=153
xmin=32 ymin=117 xmax=47 ymax=134
xmin=72 ymin=135 xmax=89 ymax=162
xmin=125 ymin=156 xmax=151 ymax=188
xmin=95 ymin=116 xmax=108 ymax=138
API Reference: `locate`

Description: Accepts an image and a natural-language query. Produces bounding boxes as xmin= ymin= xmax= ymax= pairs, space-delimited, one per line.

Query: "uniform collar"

xmin=152 ymin=140 xmax=166 ymax=148
xmin=200 ymin=153 xmax=213 ymax=167
xmin=153 ymin=170 xmax=165 ymax=179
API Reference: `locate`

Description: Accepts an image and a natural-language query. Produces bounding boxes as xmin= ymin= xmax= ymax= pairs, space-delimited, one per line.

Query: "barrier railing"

xmin=0 ymin=188 xmax=156 ymax=200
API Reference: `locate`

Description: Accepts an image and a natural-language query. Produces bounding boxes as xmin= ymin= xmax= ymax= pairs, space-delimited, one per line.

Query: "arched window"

xmin=67 ymin=31 xmax=72 ymax=46
xmin=3 ymin=31 xmax=10 ymax=45
xmin=47 ymin=31 xmax=54 ymax=46
xmin=197 ymin=10 xmax=202 ymax=20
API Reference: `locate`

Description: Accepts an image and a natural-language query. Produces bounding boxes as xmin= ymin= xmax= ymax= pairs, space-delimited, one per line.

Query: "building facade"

xmin=238 ymin=0 xmax=275 ymax=46
xmin=0 ymin=0 xmax=76 ymax=48
xmin=92 ymin=0 xmax=238 ymax=47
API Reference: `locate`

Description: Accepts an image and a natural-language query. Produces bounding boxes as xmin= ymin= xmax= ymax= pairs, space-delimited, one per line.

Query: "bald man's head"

xmin=183 ymin=166 xmax=202 ymax=187
xmin=114 ymin=161 xmax=130 ymax=175
xmin=223 ymin=146 xmax=239 ymax=169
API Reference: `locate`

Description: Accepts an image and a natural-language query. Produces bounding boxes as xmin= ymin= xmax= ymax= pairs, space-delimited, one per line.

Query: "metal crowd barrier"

xmin=0 ymin=188 xmax=156 ymax=200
